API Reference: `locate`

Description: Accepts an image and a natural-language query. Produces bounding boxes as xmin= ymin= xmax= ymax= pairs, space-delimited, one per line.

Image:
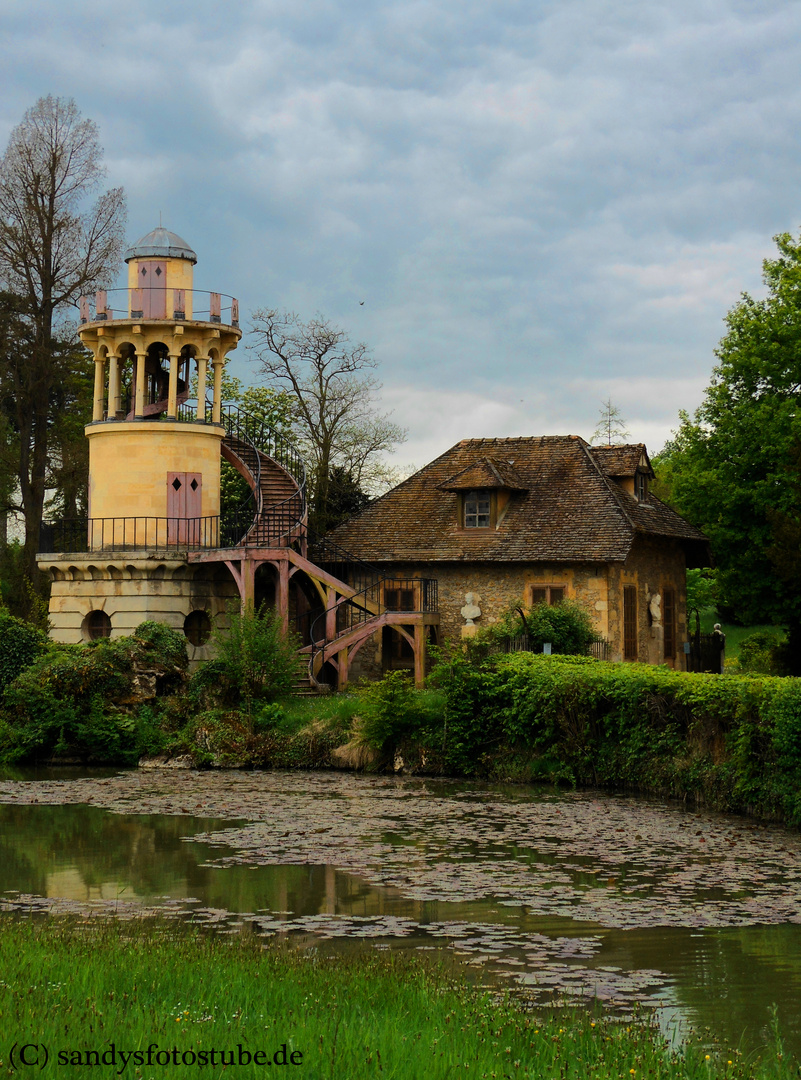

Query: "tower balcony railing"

xmin=39 ymin=516 xmax=223 ymax=555
xmin=78 ymin=288 xmax=239 ymax=328
xmin=39 ymin=505 xmax=306 ymax=555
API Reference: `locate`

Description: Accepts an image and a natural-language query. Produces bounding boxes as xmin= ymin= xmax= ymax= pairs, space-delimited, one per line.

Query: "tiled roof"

xmin=330 ymin=435 xmax=708 ymax=564
xmin=589 ymin=444 xmax=652 ymax=477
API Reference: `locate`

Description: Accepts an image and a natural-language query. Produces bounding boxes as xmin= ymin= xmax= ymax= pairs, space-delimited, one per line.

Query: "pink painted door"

xmin=138 ymin=261 xmax=167 ymax=318
xmin=167 ymin=472 xmax=202 ymax=545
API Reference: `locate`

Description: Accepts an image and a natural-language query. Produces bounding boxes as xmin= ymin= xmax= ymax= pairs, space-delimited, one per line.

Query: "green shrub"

xmin=0 ymin=610 xmax=47 ymax=692
xmin=426 ymin=651 xmax=801 ymax=822
xmin=524 ymin=598 xmax=601 ymax=654
xmin=428 ymin=652 xmax=507 ymax=772
xmin=737 ymin=630 xmax=785 ymax=674
xmin=355 ymin=671 xmax=431 ymax=751
xmin=0 ymin=621 xmax=190 ymax=764
xmin=200 ymin=603 xmax=300 ymax=714
xmin=129 ymin=621 xmax=189 ymax=671
xmin=2 ymin=646 xmax=134 ymax=762
xmin=477 ymin=598 xmax=601 ymax=656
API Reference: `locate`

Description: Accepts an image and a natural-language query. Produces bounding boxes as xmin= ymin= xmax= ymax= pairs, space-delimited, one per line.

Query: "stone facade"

xmin=607 ymin=535 xmax=689 ymax=667
xmin=346 ymin=542 xmax=689 ymax=671
xmin=40 ymin=554 xmax=238 ymax=665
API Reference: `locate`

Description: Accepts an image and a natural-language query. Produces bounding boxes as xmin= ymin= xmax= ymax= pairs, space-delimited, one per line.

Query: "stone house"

xmin=328 ymin=435 xmax=709 ymax=673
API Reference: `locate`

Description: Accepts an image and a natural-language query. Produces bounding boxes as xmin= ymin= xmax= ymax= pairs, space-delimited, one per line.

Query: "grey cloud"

xmin=1 ymin=0 xmax=798 ymax=463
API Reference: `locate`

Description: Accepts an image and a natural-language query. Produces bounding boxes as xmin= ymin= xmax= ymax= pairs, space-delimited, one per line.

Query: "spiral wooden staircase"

xmin=189 ymin=405 xmax=438 ymax=690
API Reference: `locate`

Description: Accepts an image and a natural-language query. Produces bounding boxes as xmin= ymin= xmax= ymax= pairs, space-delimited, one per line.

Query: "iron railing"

xmin=39 ymin=516 xmax=221 ymax=554
xmin=488 ymin=634 xmax=610 ymax=660
xmin=39 ymin=401 xmax=309 ymax=554
xmin=78 ymin=288 xmax=239 ymax=327
xmin=307 ymin=534 xmax=386 ymax=591
xmin=219 ymin=403 xmax=308 ymax=547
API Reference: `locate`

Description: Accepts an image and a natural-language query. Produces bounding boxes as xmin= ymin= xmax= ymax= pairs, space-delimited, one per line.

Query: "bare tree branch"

xmin=0 ymin=96 xmax=126 ymax=581
xmin=250 ymin=309 xmax=406 ymax=533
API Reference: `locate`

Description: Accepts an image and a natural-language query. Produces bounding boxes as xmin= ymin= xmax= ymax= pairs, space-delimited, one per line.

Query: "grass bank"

xmin=0 ymin=917 xmax=792 ymax=1079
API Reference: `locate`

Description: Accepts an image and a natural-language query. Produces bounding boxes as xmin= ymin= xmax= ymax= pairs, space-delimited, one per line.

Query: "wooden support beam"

xmin=278 ymin=559 xmax=290 ymax=633
xmin=325 ymin=587 xmax=337 ymax=641
xmin=414 ymin=622 xmax=425 ymax=688
xmin=337 ymin=646 xmax=349 ymax=691
xmin=224 ymin=557 xmax=255 ymax=611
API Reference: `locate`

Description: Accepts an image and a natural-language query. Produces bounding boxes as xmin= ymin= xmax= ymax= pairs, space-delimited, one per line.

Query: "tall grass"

xmin=0 ymin=918 xmax=793 ymax=1079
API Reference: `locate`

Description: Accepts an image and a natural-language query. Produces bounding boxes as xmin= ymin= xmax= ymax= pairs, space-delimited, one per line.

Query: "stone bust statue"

xmin=460 ymin=591 xmax=482 ymax=625
xmin=649 ymin=591 xmax=662 ymax=626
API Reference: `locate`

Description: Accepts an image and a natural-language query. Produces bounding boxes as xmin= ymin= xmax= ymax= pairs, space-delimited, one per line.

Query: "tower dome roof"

xmin=124 ymin=227 xmax=197 ymax=264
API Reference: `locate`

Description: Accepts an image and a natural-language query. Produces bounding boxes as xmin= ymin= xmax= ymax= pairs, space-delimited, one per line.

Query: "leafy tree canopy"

xmin=0 ymin=97 xmax=125 ymax=583
xmin=661 ymin=230 xmax=801 ymax=662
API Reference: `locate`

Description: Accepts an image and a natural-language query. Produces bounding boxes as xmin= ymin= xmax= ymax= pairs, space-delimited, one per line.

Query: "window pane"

xmin=549 ymin=587 xmax=565 ymax=605
xmin=530 ymin=588 xmax=548 ymax=606
xmin=663 ymin=587 xmax=676 ymax=659
xmin=464 ymin=491 xmax=491 ymax=528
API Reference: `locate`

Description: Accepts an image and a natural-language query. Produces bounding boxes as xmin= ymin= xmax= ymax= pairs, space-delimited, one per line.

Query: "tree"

xmin=662 ymin=230 xmax=801 ymax=671
xmin=591 ymin=397 xmax=630 ymax=445
xmin=250 ymin=310 xmax=406 ymax=534
xmin=325 ymin=465 xmax=371 ymax=531
xmin=0 ymin=96 xmax=126 ymax=581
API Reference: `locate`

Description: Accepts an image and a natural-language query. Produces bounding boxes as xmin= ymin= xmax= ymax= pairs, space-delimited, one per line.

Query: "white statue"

xmin=460 ymin=591 xmax=482 ymax=625
xmin=649 ymin=591 xmax=662 ymax=627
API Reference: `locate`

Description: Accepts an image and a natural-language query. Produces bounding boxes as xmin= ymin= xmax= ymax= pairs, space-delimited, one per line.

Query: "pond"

xmin=1 ymin=768 xmax=800 ymax=1060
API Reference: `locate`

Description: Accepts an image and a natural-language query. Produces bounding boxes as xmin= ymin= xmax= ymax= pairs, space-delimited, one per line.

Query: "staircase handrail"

xmin=307 ymin=533 xmax=386 ymax=587
xmin=218 ymin=403 xmax=308 ymax=548
xmin=308 ymin=575 xmax=438 ymax=686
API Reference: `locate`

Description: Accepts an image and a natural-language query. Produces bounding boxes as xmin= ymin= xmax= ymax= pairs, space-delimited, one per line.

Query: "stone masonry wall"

xmin=368 ymin=561 xmax=611 ymax=651
xmin=607 ymin=537 xmax=689 ymax=667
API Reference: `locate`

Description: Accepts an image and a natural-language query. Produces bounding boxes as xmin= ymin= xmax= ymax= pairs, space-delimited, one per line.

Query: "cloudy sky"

xmin=2 ymin=0 xmax=799 ymax=473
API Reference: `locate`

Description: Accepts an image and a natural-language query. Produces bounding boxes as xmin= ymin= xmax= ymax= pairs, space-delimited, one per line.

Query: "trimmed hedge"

xmin=426 ymin=653 xmax=801 ymax=823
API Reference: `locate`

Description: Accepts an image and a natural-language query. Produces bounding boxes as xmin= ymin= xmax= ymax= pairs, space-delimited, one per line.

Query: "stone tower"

xmin=37 ymin=227 xmax=436 ymax=685
xmin=39 ymin=227 xmax=242 ymax=654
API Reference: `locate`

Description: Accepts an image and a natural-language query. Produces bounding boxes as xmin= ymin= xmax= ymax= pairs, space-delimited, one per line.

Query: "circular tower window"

xmin=84 ymin=610 xmax=111 ymax=640
xmin=184 ymin=610 xmax=212 ymax=647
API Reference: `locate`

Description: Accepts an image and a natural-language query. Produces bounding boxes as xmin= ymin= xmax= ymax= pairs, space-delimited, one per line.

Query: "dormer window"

xmin=636 ymin=471 xmax=648 ymax=502
xmin=464 ymin=490 xmax=491 ymax=528
xmin=439 ymin=457 xmax=528 ymax=530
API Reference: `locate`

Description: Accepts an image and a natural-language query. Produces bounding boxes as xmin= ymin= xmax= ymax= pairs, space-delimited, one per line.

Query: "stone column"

xmin=196 ymin=356 xmax=208 ymax=421
xmin=134 ymin=351 xmax=147 ymax=419
xmin=167 ymin=352 xmax=179 ymax=419
xmin=107 ymin=353 xmax=120 ymax=419
xmin=212 ymin=359 xmax=223 ymax=424
xmin=92 ymin=353 xmax=106 ymax=422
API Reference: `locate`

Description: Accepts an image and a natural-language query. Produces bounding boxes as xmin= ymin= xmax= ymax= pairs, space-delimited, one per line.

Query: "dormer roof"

xmin=590 ymin=444 xmax=654 ymax=479
xmin=329 ymin=435 xmax=708 ymax=566
xmin=438 ymin=457 xmax=528 ymax=492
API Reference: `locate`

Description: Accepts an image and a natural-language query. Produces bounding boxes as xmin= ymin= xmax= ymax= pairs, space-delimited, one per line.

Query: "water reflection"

xmin=1 ymin=780 xmax=800 ymax=1061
